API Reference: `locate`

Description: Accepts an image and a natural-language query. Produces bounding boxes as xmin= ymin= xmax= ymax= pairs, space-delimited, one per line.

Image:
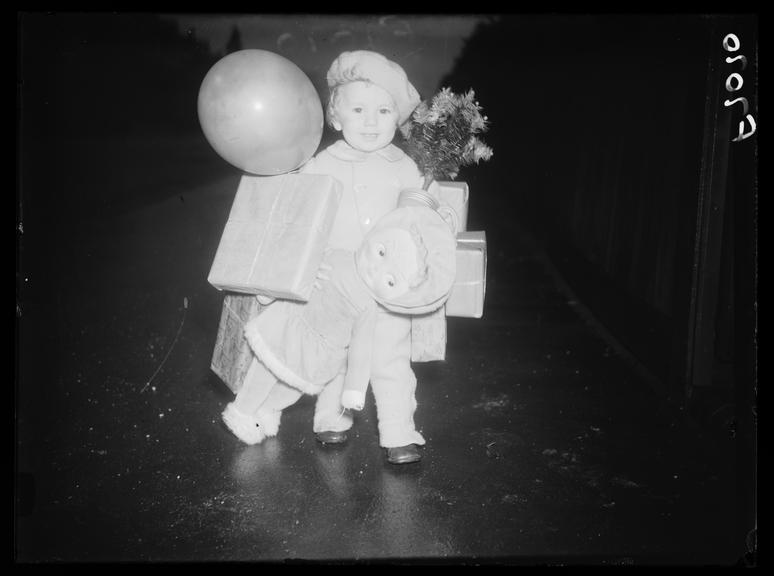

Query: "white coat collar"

xmin=326 ymin=140 xmax=406 ymax=163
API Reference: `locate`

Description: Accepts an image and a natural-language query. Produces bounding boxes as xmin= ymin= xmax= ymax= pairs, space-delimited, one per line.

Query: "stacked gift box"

xmin=411 ymin=182 xmax=487 ymax=362
xmin=208 ymin=173 xmax=341 ymax=391
xmin=208 ymin=173 xmax=342 ymax=300
xmin=210 ymin=293 xmax=264 ymax=393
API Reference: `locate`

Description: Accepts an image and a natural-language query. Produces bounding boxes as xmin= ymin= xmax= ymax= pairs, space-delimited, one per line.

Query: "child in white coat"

xmin=229 ymin=50 xmax=458 ymax=464
xmin=222 ymin=206 xmax=456 ymax=447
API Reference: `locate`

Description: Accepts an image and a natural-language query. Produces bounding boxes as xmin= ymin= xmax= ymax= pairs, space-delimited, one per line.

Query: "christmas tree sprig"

xmin=401 ymin=87 xmax=493 ymax=190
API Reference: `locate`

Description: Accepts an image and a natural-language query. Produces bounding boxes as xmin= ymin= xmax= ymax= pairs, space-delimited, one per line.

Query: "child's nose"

xmin=364 ymin=111 xmax=377 ymax=126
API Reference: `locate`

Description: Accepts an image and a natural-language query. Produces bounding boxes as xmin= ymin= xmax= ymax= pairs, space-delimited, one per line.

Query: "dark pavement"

xmin=15 ymin=162 xmax=745 ymax=564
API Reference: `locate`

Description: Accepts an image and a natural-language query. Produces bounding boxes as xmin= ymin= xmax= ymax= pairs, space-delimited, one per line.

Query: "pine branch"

xmin=401 ymin=88 xmax=493 ymax=189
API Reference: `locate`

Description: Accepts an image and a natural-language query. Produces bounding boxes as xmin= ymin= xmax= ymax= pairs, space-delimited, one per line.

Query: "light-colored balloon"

xmin=198 ymin=49 xmax=323 ymax=175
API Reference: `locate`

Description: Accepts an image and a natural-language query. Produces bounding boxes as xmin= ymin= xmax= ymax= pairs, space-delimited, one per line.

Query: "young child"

xmin=231 ymin=50 xmax=458 ymax=464
xmin=222 ymin=206 xmax=456 ymax=447
xmin=304 ymin=50 xmax=461 ymax=464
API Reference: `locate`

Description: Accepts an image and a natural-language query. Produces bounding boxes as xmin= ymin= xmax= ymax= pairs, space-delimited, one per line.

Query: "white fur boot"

xmin=253 ymin=408 xmax=281 ymax=438
xmin=222 ymin=402 xmax=266 ymax=445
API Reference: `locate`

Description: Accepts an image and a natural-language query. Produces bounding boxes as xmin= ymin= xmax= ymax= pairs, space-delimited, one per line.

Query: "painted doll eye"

xmin=376 ymin=244 xmax=386 ymax=257
xmin=386 ymin=276 xmax=395 ymax=288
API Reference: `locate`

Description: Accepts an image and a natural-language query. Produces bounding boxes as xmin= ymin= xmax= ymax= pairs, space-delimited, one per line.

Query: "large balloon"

xmin=198 ymin=49 xmax=323 ymax=175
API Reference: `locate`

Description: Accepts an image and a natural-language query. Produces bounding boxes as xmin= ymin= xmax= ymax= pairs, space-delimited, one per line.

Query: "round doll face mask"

xmin=331 ymin=81 xmax=399 ymax=152
xmin=356 ymin=227 xmax=420 ymax=302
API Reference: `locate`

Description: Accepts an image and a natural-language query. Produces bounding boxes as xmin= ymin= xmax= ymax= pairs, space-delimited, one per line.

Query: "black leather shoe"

xmin=315 ymin=430 xmax=348 ymax=444
xmin=386 ymin=444 xmax=421 ymax=464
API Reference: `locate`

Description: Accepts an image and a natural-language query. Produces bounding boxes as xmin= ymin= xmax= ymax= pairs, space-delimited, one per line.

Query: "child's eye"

xmin=379 ymin=108 xmax=392 ymax=114
xmin=353 ymin=107 xmax=363 ymax=113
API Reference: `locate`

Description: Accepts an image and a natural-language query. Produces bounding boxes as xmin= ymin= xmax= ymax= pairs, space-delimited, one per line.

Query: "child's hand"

xmin=341 ymin=390 xmax=365 ymax=411
xmin=255 ymin=294 xmax=275 ymax=306
xmin=313 ymin=261 xmax=334 ymax=290
xmin=437 ymin=204 xmax=459 ymax=234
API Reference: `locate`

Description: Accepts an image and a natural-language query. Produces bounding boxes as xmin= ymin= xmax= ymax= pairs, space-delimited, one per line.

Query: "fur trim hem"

xmin=244 ymin=322 xmax=325 ymax=396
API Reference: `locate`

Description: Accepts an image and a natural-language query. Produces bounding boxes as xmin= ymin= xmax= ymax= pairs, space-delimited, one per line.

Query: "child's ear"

xmin=332 ymin=119 xmax=342 ymax=131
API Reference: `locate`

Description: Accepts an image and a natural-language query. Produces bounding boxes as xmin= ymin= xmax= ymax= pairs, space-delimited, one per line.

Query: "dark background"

xmin=441 ymin=15 xmax=756 ymax=400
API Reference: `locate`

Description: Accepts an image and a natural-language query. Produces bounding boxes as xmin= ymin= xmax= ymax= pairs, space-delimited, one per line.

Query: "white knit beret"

xmin=326 ymin=50 xmax=421 ymax=125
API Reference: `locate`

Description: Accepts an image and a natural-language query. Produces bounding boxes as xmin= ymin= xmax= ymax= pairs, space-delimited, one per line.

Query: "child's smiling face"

xmin=356 ymin=227 xmax=418 ymax=301
xmin=331 ymin=81 xmax=399 ymax=152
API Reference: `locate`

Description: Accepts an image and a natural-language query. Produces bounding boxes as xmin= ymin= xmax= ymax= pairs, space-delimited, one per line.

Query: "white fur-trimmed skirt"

xmin=243 ymin=300 xmax=346 ymax=396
